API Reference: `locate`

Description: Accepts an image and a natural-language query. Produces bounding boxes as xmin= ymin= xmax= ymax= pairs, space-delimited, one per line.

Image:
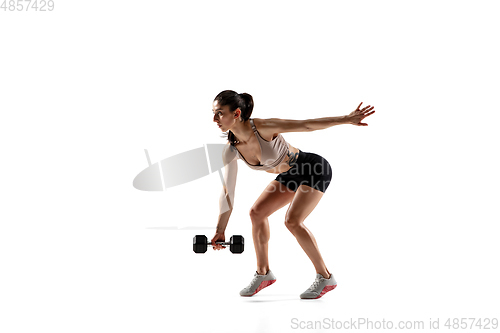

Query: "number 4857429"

xmin=1 ymin=0 xmax=55 ymax=11
xmin=444 ymin=318 xmax=498 ymax=330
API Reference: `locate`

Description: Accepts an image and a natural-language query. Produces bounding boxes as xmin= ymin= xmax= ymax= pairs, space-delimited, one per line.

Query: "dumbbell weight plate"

xmin=193 ymin=235 xmax=208 ymax=253
xmin=230 ymin=235 xmax=244 ymax=254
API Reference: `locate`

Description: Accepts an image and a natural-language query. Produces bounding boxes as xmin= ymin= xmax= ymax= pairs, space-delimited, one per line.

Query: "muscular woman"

xmin=211 ymin=90 xmax=375 ymax=299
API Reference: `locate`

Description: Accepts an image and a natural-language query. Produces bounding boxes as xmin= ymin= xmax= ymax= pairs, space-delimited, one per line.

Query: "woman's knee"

xmin=284 ymin=216 xmax=303 ymax=232
xmin=249 ymin=207 xmax=267 ymax=223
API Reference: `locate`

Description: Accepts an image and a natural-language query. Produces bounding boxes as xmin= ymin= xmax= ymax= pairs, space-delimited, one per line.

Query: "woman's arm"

xmin=308 ymin=102 xmax=376 ymax=130
xmin=216 ymin=145 xmax=238 ymax=233
xmin=261 ymin=102 xmax=376 ymax=133
xmin=260 ymin=116 xmax=347 ymax=133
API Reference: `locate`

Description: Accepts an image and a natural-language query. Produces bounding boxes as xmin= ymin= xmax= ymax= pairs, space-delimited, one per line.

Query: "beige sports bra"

xmin=233 ymin=118 xmax=290 ymax=171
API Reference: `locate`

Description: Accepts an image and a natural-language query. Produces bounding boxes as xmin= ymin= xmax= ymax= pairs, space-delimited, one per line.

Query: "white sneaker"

xmin=240 ymin=270 xmax=277 ymax=296
xmin=300 ymin=273 xmax=337 ymax=299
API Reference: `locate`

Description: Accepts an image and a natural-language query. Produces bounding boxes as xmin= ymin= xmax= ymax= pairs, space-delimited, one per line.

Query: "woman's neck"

xmin=231 ymin=119 xmax=254 ymax=144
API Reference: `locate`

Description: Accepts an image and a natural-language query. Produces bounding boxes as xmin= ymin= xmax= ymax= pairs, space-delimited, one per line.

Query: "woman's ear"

xmin=234 ymin=108 xmax=240 ymax=118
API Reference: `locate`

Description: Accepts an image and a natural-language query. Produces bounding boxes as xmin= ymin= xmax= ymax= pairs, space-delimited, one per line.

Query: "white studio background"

xmin=1 ymin=1 xmax=499 ymax=332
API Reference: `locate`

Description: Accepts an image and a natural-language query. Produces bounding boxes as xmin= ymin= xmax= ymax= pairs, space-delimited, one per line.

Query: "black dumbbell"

xmin=193 ymin=235 xmax=244 ymax=254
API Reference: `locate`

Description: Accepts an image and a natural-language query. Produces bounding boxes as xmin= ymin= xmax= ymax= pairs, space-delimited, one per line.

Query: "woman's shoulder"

xmin=223 ymin=142 xmax=239 ymax=160
xmin=251 ymin=118 xmax=268 ymax=132
xmin=251 ymin=117 xmax=264 ymax=125
xmin=251 ymin=118 xmax=277 ymax=140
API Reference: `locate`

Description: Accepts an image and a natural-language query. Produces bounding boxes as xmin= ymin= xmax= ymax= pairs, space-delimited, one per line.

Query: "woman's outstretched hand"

xmin=347 ymin=102 xmax=376 ymax=126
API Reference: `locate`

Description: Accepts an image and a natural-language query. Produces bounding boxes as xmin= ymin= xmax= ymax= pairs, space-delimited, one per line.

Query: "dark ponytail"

xmin=214 ymin=90 xmax=254 ymax=146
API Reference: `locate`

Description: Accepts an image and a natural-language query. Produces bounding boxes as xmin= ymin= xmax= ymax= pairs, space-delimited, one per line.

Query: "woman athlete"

xmin=211 ymin=90 xmax=375 ymax=299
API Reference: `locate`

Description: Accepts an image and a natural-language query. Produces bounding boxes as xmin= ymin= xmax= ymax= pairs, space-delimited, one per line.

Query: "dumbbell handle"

xmin=209 ymin=241 xmax=231 ymax=246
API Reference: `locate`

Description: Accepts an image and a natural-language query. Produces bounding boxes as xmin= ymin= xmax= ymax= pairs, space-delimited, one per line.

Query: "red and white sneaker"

xmin=300 ymin=273 xmax=337 ymax=299
xmin=240 ymin=270 xmax=276 ymax=296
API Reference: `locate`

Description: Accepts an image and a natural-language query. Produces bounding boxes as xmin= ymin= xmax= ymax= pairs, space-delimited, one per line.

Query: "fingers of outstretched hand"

xmin=363 ymin=110 xmax=375 ymax=118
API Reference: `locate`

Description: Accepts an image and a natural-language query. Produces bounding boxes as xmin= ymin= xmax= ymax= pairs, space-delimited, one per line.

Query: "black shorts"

xmin=275 ymin=150 xmax=332 ymax=193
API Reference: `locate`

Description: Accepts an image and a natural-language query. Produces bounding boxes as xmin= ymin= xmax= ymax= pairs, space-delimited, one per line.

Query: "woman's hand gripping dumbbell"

xmin=211 ymin=232 xmax=226 ymax=251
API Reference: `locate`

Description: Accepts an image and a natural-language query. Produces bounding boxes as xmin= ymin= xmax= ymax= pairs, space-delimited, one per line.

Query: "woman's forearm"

xmin=306 ymin=115 xmax=349 ymax=131
xmin=217 ymin=192 xmax=233 ymax=233
xmin=216 ymin=208 xmax=232 ymax=233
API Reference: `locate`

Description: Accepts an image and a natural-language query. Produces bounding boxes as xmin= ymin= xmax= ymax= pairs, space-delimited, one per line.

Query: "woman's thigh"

xmin=249 ymin=180 xmax=296 ymax=219
xmin=285 ymin=184 xmax=324 ymax=225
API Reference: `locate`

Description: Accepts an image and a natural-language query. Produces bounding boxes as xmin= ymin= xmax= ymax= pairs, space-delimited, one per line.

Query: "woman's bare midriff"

xmin=234 ymin=120 xmax=300 ymax=174
xmin=264 ymin=144 xmax=300 ymax=174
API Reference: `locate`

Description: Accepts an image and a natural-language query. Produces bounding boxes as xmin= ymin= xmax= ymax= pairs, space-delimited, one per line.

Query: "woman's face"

xmin=212 ymin=101 xmax=239 ymax=131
